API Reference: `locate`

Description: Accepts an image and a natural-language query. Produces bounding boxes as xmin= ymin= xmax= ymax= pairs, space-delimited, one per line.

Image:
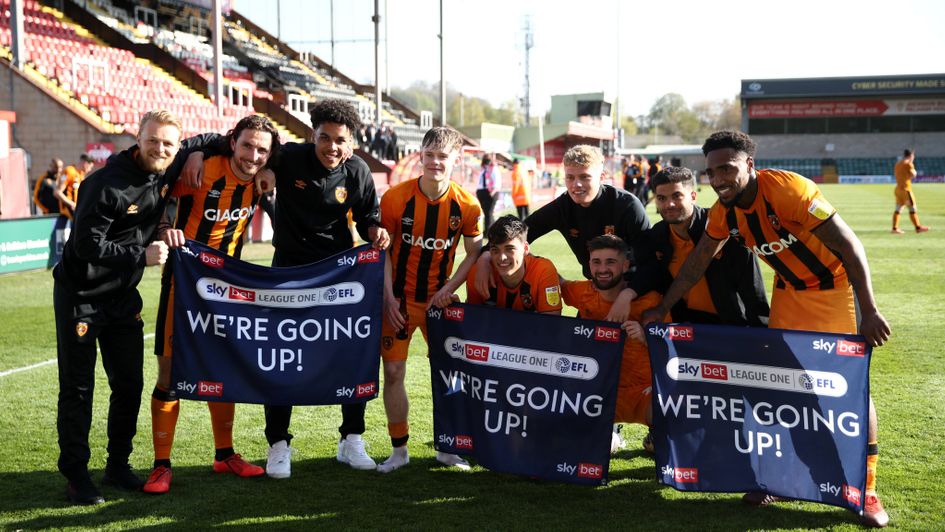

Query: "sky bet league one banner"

xmin=170 ymin=240 xmax=382 ymax=405
xmin=428 ymin=303 xmax=623 ymax=485
xmin=646 ymin=323 xmax=870 ymax=512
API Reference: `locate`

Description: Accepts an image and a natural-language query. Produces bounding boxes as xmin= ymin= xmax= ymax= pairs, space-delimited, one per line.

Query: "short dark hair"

xmin=586 ymin=234 xmax=628 ymax=257
xmin=222 ymin=114 xmax=281 ymax=166
xmin=487 ymin=215 xmax=528 ymax=246
xmin=702 ymin=130 xmax=756 ymax=157
xmin=650 ymin=166 xmax=696 ymax=190
xmin=79 ymin=153 xmax=94 ymax=163
xmin=904 ymin=149 xmax=913 ymax=157
xmin=310 ymin=98 xmax=361 ymax=134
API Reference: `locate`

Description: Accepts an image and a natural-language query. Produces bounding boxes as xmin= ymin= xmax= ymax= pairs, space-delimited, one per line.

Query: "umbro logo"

xmin=126 ymin=204 xmax=138 ymax=214
xmin=294 ymin=179 xmax=307 ymax=190
xmin=729 ymin=228 xmax=739 ymax=236
xmin=402 ymin=217 xmax=414 ymax=225
xmin=208 ymin=190 xmax=222 ymax=198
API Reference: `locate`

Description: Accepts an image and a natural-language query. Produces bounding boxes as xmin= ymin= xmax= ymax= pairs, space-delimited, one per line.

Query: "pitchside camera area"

xmin=0 ymin=187 xmax=942 ymax=530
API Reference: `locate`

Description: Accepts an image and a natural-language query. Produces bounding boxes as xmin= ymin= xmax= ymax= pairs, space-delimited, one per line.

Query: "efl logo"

xmin=357 ymin=249 xmax=380 ymax=263
xmin=199 ymin=252 xmax=224 ymax=268
xmin=701 ymin=363 xmax=729 ymax=380
xmin=668 ymin=326 xmax=694 ymax=341
xmin=229 ymin=287 xmax=256 ymax=302
xmin=673 ymin=467 xmax=699 ymax=483
xmin=355 ymin=382 xmax=377 ymax=397
xmin=197 ymin=381 xmax=223 ymax=397
xmin=465 ymin=344 xmax=489 ymax=362
xmin=577 ymin=463 xmax=603 ymax=479
xmin=837 ymin=339 xmax=866 ymax=357
xmin=444 ymin=307 xmax=465 ymax=321
xmin=843 ymin=484 xmax=862 ymax=506
xmin=594 ymin=326 xmax=621 ymax=342
xmin=455 ymin=435 xmax=474 ymax=450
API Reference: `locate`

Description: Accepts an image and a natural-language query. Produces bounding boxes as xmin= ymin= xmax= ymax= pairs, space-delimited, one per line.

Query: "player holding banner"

xmin=378 ymin=126 xmax=483 ymax=472
xmin=143 ymin=115 xmax=280 ymax=494
xmin=641 ymin=130 xmax=891 ymax=527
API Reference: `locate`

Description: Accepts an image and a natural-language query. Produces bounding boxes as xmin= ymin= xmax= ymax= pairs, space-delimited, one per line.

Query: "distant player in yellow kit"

xmin=891 ymin=149 xmax=930 ymax=234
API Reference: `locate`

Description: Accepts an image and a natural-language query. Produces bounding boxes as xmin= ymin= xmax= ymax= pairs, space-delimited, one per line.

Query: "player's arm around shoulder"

xmin=427 ymin=233 xmax=483 ymax=310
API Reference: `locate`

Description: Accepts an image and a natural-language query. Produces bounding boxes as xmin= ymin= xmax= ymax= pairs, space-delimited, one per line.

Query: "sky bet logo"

xmin=357 ymin=249 xmax=380 ymax=263
xmin=812 ymin=338 xmax=866 ymax=357
xmin=444 ymin=306 xmax=465 ymax=321
xmin=199 ymin=252 xmax=224 ymax=268
xmin=197 ymin=381 xmax=223 ymax=397
xmin=556 ymin=462 xmax=603 ymax=479
xmin=819 ymin=482 xmax=862 ymax=506
xmin=229 ymin=286 xmax=256 ymax=302
xmin=465 ymin=343 xmax=489 ymax=362
xmin=437 ymin=434 xmax=473 ymax=449
xmin=356 ymin=382 xmax=377 ymax=397
xmin=678 ymin=361 xmax=728 ymax=380
xmin=648 ymin=325 xmax=694 ymax=341
xmin=572 ymin=325 xmax=621 ymax=342
xmin=660 ymin=465 xmax=699 ymax=483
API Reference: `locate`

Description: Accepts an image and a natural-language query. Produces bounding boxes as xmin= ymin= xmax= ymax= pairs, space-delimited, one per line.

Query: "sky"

xmin=232 ymin=0 xmax=945 ymax=120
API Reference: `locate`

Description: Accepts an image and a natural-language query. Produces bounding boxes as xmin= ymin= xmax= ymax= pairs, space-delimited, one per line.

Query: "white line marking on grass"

xmin=0 ymin=333 xmax=156 ymax=378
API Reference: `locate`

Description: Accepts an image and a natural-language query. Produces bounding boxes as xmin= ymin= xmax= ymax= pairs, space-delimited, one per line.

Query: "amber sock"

xmin=892 ymin=212 xmax=900 ymax=230
xmin=389 ymin=421 xmax=409 ymax=448
xmin=866 ymin=441 xmax=879 ymax=492
xmin=151 ymin=386 xmax=180 ymax=464
xmin=208 ymin=401 xmax=235 ymax=451
xmin=909 ymin=212 xmax=922 ymax=228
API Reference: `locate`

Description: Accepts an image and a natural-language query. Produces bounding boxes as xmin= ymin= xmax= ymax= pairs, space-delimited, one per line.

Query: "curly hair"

xmin=310 ymin=98 xmax=362 ymax=133
xmin=701 ymin=130 xmax=756 ymax=157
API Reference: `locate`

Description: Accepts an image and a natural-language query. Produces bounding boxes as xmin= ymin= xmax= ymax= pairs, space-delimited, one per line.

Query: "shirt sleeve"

xmin=465 ymin=263 xmax=484 ymax=304
xmin=71 ymin=179 xmax=146 ymax=269
xmin=351 ymin=164 xmax=382 ymax=242
xmin=463 ymin=194 xmax=484 ymax=237
xmin=704 ymin=203 xmax=730 ymax=240
xmin=523 ymin=199 xmax=558 ymax=243
xmin=778 ymin=172 xmax=836 ymax=231
xmin=380 ymin=187 xmax=398 ymax=232
xmin=560 ymin=279 xmax=579 ymax=307
xmin=532 ymin=258 xmax=562 ymax=313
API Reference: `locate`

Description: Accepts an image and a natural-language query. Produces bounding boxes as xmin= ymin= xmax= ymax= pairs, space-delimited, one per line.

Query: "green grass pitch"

xmin=0 ymin=184 xmax=943 ymax=530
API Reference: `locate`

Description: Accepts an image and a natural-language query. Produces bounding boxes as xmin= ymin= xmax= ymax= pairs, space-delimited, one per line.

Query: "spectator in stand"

xmin=372 ymin=124 xmax=389 ymax=160
xmin=387 ymin=125 xmax=399 ymax=161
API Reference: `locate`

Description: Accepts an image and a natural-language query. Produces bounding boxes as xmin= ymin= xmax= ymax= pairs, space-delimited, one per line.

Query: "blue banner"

xmin=646 ymin=322 xmax=870 ymax=512
xmin=428 ymin=303 xmax=624 ymax=485
xmin=170 ymin=240 xmax=383 ymax=405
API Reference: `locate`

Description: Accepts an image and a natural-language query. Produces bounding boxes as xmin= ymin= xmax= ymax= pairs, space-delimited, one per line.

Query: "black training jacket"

xmin=54 ymin=135 xmax=212 ymax=299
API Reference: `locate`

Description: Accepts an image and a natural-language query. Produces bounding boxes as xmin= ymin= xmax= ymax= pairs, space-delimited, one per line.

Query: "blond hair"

xmin=139 ymin=109 xmax=183 ymax=134
xmin=563 ymin=144 xmax=604 ymax=168
xmin=421 ymin=126 xmax=464 ymax=153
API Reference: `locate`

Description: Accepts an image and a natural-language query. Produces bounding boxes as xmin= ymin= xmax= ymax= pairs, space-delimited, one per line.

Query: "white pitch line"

xmin=0 ymin=333 xmax=156 ymax=378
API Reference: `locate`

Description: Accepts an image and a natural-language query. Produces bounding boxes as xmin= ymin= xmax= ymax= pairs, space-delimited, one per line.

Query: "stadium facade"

xmin=741 ymin=74 xmax=945 ymax=183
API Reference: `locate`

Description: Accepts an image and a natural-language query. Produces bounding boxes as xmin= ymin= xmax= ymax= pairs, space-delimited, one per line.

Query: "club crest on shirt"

xmin=768 ymin=214 xmax=781 ymax=231
xmin=449 ymin=216 xmax=461 ymax=231
xmin=569 ymin=228 xmax=580 ymax=238
xmin=75 ymin=322 xmax=88 ymax=337
xmin=335 ymin=186 xmax=348 ymax=203
xmin=603 ymin=225 xmax=615 ymax=235
xmin=294 ymin=179 xmax=307 ymax=190
xmin=382 ymin=336 xmax=394 ymax=350
xmin=160 ymin=184 xmax=169 ymax=198
xmin=126 ymin=204 xmax=138 ymax=214
xmin=521 ymin=292 xmax=533 ymax=308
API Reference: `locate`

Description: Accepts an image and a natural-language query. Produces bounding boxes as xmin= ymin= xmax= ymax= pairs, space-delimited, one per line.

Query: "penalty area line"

xmin=0 ymin=333 xmax=156 ymax=378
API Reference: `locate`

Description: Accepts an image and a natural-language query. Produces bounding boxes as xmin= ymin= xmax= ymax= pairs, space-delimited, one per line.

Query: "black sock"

xmin=154 ymin=459 xmax=171 ymax=469
xmin=391 ymin=434 xmax=409 ymax=448
xmin=215 ymin=447 xmax=235 ymax=461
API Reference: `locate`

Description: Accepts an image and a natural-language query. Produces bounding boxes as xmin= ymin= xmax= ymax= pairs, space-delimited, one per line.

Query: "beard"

xmin=592 ymin=275 xmax=624 ymax=291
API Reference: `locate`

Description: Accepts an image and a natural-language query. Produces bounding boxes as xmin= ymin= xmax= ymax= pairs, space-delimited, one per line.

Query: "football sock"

xmin=389 ymin=421 xmax=409 ymax=448
xmin=215 ymin=447 xmax=235 ymax=461
xmin=909 ymin=212 xmax=922 ymax=228
xmin=208 ymin=401 xmax=235 ymax=450
xmin=892 ymin=212 xmax=900 ymax=230
xmin=151 ymin=386 xmax=179 ymax=463
xmin=866 ymin=441 xmax=878 ymax=492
